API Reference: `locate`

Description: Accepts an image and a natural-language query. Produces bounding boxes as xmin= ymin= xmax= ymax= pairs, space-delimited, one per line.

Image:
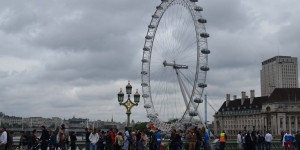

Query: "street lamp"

xmin=117 ymin=81 xmax=140 ymax=128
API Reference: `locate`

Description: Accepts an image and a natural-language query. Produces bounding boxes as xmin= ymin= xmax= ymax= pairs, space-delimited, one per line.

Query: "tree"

xmin=133 ymin=122 xmax=149 ymax=132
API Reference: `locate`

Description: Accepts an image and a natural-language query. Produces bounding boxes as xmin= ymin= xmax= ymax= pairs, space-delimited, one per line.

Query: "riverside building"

xmin=213 ymin=88 xmax=300 ymax=139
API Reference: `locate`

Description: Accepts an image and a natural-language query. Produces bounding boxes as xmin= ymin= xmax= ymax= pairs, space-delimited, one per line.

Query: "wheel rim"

xmin=141 ymin=0 xmax=209 ymax=131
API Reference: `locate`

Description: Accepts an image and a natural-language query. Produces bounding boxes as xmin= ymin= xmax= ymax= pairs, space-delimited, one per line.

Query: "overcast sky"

xmin=0 ymin=0 xmax=299 ymax=123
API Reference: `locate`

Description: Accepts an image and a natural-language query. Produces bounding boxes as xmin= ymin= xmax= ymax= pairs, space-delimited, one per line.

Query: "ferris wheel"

xmin=141 ymin=0 xmax=210 ymax=131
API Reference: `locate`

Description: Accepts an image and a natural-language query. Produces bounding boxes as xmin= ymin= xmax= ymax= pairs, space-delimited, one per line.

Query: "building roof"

xmin=267 ymin=88 xmax=300 ymax=103
xmin=217 ymin=88 xmax=300 ymax=112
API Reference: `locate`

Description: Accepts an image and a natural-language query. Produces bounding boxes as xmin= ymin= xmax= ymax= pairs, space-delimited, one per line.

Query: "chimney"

xmin=250 ymin=90 xmax=255 ymax=104
xmin=226 ymin=94 xmax=230 ymax=107
xmin=233 ymin=95 xmax=237 ymax=100
xmin=241 ymin=91 xmax=246 ymax=105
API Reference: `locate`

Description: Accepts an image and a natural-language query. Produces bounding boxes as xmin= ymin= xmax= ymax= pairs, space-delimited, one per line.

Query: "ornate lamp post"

xmin=117 ymin=81 xmax=140 ymax=128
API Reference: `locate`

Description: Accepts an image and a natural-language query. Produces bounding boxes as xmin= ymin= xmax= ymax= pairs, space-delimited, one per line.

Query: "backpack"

xmin=117 ymin=138 xmax=124 ymax=146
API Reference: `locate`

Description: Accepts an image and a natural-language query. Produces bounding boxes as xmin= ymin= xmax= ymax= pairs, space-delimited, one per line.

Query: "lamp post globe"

xmin=126 ymin=81 xmax=132 ymax=95
xmin=118 ymin=88 xmax=124 ymax=103
xmin=134 ymin=89 xmax=140 ymax=104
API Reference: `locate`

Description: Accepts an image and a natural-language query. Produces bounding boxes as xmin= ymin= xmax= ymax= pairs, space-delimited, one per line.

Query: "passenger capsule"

xmin=200 ymin=66 xmax=210 ymax=71
xmin=148 ymin=25 xmax=156 ymax=29
xmin=189 ymin=111 xmax=198 ymax=116
xmin=141 ymin=71 xmax=148 ymax=75
xmin=156 ymin=6 xmax=163 ymax=10
xmin=190 ymin=0 xmax=198 ymax=2
xmin=142 ymin=59 xmax=148 ymax=63
xmin=141 ymin=83 xmax=148 ymax=87
xmin=143 ymin=47 xmax=150 ymax=51
xmin=194 ymin=6 xmax=203 ymax=11
xmin=201 ymin=48 xmax=210 ymax=54
xmin=198 ymin=83 xmax=207 ymax=88
xmin=144 ymin=104 xmax=152 ymax=109
xmin=152 ymin=15 xmax=160 ymax=19
xmin=198 ymin=18 xmax=207 ymax=23
xmin=145 ymin=35 xmax=153 ymax=40
xmin=200 ymin=33 xmax=210 ymax=38
xmin=194 ymin=98 xmax=203 ymax=103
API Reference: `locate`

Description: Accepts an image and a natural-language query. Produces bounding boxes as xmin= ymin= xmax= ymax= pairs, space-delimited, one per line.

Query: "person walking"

xmin=187 ymin=129 xmax=196 ymax=150
xmin=237 ymin=131 xmax=242 ymax=150
xmin=219 ymin=131 xmax=227 ymax=150
xmin=19 ymin=131 xmax=29 ymax=150
xmin=0 ymin=127 xmax=7 ymax=150
xmin=283 ymin=130 xmax=294 ymax=150
xmin=70 ymin=131 xmax=77 ymax=150
xmin=264 ymin=131 xmax=273 ymax=150
xmin=40 ymin=126 xmax=50 ymax=150
xmin=204 ymin=129 xmax=210 ymax=150
xmin=195 ymin=127 xmax=203 ymax=150
xmin=123 ymin=127 xmax=130 ymax=150
xmin=85 ymin=128 xmax=91 ymax=150
xmin=257 ymin=131 xmax=265 ymax=150
xmin=89 ymin=129 xmax=99 ymax=150
xmin=295 ymin=131 xmax=300 ymax=150
xmin=156 ymin=129 xmax=162 ymax=150
xmin=115 ymin=132 xmax=123 ymax=150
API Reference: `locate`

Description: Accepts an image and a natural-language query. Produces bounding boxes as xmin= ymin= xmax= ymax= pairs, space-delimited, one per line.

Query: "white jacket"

xmin=0 ymin=131 xmax=7 ymax=145
xmin=89 ymin=133 xmax=99 ymax=144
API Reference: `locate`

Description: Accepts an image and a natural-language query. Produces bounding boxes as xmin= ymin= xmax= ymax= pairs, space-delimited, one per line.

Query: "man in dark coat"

xmin=40 ymin=126 xmax=50 ymax=150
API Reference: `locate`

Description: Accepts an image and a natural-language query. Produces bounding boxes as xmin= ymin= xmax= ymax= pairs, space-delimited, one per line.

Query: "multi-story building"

xmin=261 ymin=56 xmax=299 ymax=96
xmin=213 ymin=88 xmax=300 ymax=139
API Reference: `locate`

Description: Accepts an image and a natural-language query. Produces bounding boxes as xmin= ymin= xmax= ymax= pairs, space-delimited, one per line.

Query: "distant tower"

xmin=111 ymin=115 xmax=114 ymax=122
xmin=260 ymin=56 xmax=299 ymax=96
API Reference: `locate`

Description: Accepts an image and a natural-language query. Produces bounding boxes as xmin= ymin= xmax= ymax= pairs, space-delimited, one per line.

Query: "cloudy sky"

xmin=0 ymin=0 xmax=299 ymax=123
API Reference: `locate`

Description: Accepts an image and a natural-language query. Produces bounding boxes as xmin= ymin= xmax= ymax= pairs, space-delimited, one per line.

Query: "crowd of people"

xmin=3 ymin=124 xmax=300 ymax=150
xmin=0 ymin=125 xmax=212 ymax=150
xmin=234 ymin=129 xmax=300 ymax=150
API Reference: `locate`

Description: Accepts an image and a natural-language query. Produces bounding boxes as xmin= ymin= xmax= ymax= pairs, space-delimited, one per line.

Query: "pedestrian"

xmin=169 ymin=129 xmax=176 ymax=150
xmin=148 ymin=129 xmax=156 ymax=150
xmin=257 ymin=131 xmax=264 ymax=150
xmin=237 ymin=131 xmax=242 ymax=150
xmin=89 ymin=129 xmax=99 ymax=150
xmin=195 ymin=127 xmax=203 ymax=150
xmin=295 ymin=131 xmax=300 ymax=150
xmin=49 ymin=129 xmax=58 ymax=150
xmin=57 ymin=124 xmax=69 ymax=150
xmin=187 ymin=129 xmax=196 ymax=150
xmin=70 ymin=131 xmax=77 ymax=150
xmin=245 ymin=131 xmax=254 ymax=150
xmin=28 ymin=129 xmax=39 ymax=150
xmin=19 ymin=131 xmax=29 ymax=150
xmin=85 ymin=128 xmax=91 ymax=150
xmin=0 ymin=127 xmax=7 ymax=150
xmin=136 ymin=130 xmax=142 ymax=150
xmin=219 ymin=131 xmax=227 ymax=150
xmin=123 ymin=127 xmax=130 ymax=150
xmin=156 ymin=129 xmax=162 ymax=150
xmin=264 ymin=131 xmax=273 ymax=150
xmin=40 ymin=126 xmax=50 ymax=150
xmin=283 ymin=130 xmax=294 ymax=150
xmin=173 ymin=130 xmax=182 ymax=150
xmin=204 ymin=129 xmax=210 ymax=150
xmin=97 ymin=130 xmax=105 ymax=150
xmin=251 ymin=131 xmax=258 ymax=150
xmin=115 ymin=132 xmax=123 ymax=150
xmin=105 ymin=130 xmax=113 ymax=150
